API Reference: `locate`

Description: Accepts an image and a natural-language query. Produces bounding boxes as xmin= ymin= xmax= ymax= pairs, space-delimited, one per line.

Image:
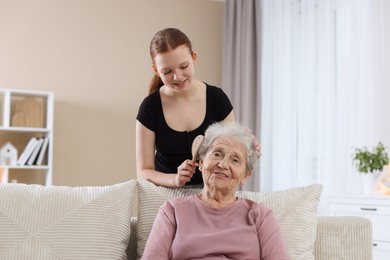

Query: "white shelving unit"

xmin=0 ymin=88 xmax=54 ymax=185
xmin=327 ymin=195 xmax=390 ymax=260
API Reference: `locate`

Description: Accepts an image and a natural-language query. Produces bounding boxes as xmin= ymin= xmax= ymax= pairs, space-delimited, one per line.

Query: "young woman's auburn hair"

xmin=148 ymin=28 xmax=194 ymax=95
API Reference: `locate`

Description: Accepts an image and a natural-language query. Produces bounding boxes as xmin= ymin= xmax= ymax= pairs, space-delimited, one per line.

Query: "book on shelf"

xmin=17 ymin=137 xmax=39 ymax=165
xmin=36 ymin=136 xmax=49 ymax=166
xmin=27 ymin=138 xmax=44 ymax=165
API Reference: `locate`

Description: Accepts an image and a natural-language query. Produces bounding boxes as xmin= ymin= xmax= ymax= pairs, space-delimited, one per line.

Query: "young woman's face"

xmin=199 ymin=136 xmax=250 ymax=193
xmin=153 ymin=45 xmax=196 ymax=92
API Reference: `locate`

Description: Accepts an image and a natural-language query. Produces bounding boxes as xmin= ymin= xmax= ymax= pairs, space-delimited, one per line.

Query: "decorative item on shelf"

xmin=11 ymin=97 xmax=44 ymax=128
xmin=352 ymin=142 xmax=389 ymax=195
xmin=0 ymin=142 xmax=18 ymax=165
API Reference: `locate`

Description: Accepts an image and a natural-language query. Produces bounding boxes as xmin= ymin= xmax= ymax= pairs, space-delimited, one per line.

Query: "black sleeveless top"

xmin=136 ymin=83 xmax=233 ymax=185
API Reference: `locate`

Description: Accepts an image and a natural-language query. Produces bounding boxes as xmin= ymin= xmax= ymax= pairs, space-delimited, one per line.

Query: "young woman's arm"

xmin=135 ymin=121 xmax=196 ymax=187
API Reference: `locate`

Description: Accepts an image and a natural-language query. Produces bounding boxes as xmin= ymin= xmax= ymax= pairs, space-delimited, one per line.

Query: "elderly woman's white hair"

xmin=198 ymin=122 xmax=259 ymax=174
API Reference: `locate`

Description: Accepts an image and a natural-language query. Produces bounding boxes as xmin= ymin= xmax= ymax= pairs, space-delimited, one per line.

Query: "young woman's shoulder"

xmin=136 ymin=90 xmax=161 ymax=130
xmin=204 ymin=82 xmax=233 ymax=118
xmin=204 ymin=82 xmax=219 ymax=91
xmin=204 ymin=82 xmax=230 ymax=98
xmin=141 ymin=89 xmax=160 ymax=104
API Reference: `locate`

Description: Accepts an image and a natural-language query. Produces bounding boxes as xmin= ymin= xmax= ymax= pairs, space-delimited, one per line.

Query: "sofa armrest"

xmin=314 ymin=216 xmax=372 ymax=260
xmin=127 ymin=217 xmax=138 ymax=260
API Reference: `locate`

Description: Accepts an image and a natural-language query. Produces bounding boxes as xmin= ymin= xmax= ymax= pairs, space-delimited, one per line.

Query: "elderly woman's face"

xmin=199 ymin=136 xmax=250 ymax=192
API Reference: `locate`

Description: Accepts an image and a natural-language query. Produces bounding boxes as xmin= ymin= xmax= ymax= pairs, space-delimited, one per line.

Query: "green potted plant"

xmin=352 ymin=142 xmax=389 ymax=174
xmin=352 ymin=142 xmax=389 ymax=195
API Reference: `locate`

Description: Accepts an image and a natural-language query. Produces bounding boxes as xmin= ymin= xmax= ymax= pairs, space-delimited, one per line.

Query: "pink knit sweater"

xmin=142 ymin=195 xmax=290 ymax=260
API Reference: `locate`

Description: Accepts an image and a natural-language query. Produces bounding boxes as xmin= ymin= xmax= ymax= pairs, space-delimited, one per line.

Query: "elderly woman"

xmin=142 ymin=122 xmax=290 ymax=260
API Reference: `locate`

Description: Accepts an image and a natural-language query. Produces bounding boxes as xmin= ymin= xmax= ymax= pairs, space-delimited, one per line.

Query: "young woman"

xmin=136 ymin=28 xmax=234 ymax=188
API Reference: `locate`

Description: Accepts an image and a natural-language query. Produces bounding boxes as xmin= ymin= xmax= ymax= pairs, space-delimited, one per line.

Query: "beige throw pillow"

xmin=239 ymin=184 xmax=322 ymax=260
xmin=0 ymin=180 xmax=136 ymax=260
xmin=137 ymin=179 xmax=322 ymax=260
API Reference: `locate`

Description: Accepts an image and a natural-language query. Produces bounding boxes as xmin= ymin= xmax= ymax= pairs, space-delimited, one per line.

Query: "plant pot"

xmin=361 ymin=171 xmax=381 ymax=195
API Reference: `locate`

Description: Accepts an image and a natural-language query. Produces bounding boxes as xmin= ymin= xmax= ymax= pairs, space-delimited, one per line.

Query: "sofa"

xmin=0 ymin=179 xmax=372 ymax=260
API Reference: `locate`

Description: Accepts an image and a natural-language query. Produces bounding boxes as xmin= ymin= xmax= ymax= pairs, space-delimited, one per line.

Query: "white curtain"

xmin=259 ymin=0 xmax=386 ymax=201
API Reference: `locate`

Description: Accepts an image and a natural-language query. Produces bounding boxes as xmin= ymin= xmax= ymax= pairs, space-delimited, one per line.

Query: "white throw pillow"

xmin=0 ymin=180 xmax=136 ymax=260
xmin=136 ymin=179 xmax=322 ymax=260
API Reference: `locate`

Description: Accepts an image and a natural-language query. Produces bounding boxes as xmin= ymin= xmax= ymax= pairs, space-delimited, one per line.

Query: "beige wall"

xmin=0 ymin=0 xmax=225 ymax=186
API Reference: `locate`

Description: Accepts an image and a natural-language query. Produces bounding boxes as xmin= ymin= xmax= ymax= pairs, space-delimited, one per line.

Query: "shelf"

xmin=0 ymin=127 xmax=50 ymax=133
xmin=0 ymin=88 xmax=54 ymax=186
xmin=0 ymin=165 xmax=50 ymax=169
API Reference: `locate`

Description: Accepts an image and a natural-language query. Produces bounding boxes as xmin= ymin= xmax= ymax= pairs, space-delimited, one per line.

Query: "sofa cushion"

xmin=239 ymin=185 xmax=322 ymax=260
xmin=0 ymin=180 xmax=136 ymax=260
xmin=136 ymin=179 xmax=322 ymax=260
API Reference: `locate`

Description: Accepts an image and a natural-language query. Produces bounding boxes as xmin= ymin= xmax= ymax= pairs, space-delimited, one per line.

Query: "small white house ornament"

xmin=0 ymin=142 xmax=18 ymax=165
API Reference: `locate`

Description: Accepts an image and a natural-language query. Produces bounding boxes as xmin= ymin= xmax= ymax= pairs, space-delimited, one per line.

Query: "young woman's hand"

xmin=175 ymin=160 xmax=197 ymax=187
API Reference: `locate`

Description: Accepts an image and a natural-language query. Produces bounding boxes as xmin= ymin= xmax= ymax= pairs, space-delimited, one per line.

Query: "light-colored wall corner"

xmin=380 ymin=0 xmax=390 ymax=146
xmin=0 ymin=0 xmax=225 ymax=186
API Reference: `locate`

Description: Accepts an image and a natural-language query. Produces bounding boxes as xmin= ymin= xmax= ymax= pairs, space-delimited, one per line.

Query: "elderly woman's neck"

xmin=198 ymin=189 xmax=238 ymax=208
